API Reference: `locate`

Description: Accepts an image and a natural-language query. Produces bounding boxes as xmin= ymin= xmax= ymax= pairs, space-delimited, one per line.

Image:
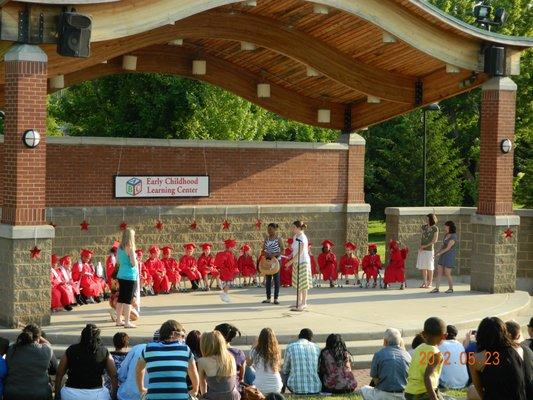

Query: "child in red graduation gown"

xmin=339 ymin=242 xmax=360 ymax=287
xmin=51 ymin=254 xmax=74 ymax=312
xmin=106 ymin=241 xmax=119 ymax=287
xmin=137 ymin=248 xmax=154 ymax=295
xmin=197 ymin=243 xmax=220 ymax=290
xmin=318 ymin=240 xmax=338 ymax=288
xmin=179 ymin=243 xmax=202 ymax=291
xmin=59 ymin=255 xmax=82 ymax=305
xmin=161 ymin=246 xmax=181 ymax=291
xmin=280 ymin=238 xmax=293 ymax=287
xmin=383 ymin=240 xmax=408 ymax=290
xmin=215 ymin=239 xmax=238 ymax=302
xmin=146 ymin=245 xmax=170 ymax=295
xmin=237 ymin=244 xmax=256 ymax=286
xmin=308 ymin=243 xmax=320 ymax=287
xmin=362 ymin=243 xmax=382 ymax=288
xmin=72 ymin=249 xmax=103 ymax=303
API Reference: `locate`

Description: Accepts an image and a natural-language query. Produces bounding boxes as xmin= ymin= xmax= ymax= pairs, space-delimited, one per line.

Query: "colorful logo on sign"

xmin=126 ymin=177 xmax=142 ymax=196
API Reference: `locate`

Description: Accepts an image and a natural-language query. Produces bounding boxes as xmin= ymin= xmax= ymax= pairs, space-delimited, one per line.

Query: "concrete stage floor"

xmin=2 ymin=280 xmax=529 ymax=348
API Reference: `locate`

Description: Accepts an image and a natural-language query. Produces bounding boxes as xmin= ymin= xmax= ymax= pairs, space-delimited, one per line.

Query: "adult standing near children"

xmin=115 ymin=228 xmax=139 ymax=328
xmin=416 ymin=213 xmax=439 ymax=289
xmin=285 ymin=221 xmax=312 ymax=312
xmin=262 ymin=223 xmax=285 ymax=305
xmin=431 ymin=221 xmax=457 ymax=294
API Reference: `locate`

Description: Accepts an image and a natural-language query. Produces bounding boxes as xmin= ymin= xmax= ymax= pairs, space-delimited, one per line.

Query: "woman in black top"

xmin=470 ymin=317 xmax=533 ymax=400
xmin=55 ymin=324 xmax=118 ymax=400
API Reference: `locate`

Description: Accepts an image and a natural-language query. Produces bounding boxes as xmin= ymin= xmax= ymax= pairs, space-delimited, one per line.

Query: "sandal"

xmin=445 ymin=288 xmax=454 ymax=294
xmin=419 ymin=283 xmax=427 ymax=288
xmin=429 ymin=288 xmax=439 ymax=293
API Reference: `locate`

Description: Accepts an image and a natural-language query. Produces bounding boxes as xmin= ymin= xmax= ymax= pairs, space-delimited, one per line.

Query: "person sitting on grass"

xmin=438 ymin=325 xmax=468 ymax=390
xmin=523 ymin=317 xmax=533 ymax=351
xmin=248 ymin=328 xmax=283 ymax=395
xmin=215 ymin=323 xmax=247 ymax=389
xmin=360 ymin=328 xmax=411 ymax=400
xmin=404 ymin=317 xmax=447 ymax=400
xmin=318 ymin=334 xmax=357 ymax=394
xmin=281 ymin=328 xmax=321 ymax=395
xmin=104 ymin=332 xmax=129 ymax=394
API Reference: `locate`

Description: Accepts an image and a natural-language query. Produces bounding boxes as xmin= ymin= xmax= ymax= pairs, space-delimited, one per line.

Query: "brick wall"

xmin=516 ymin=209 xmax=533 ymax=281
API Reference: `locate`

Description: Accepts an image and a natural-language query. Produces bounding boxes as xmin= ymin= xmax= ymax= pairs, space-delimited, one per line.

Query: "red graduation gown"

xmin=73 ymin=261 xmax=102 ymax=297
xmin=139 ymin=261 xmax=153 ymax=287
xmin=214 ymin=251 xmax=238 ymax=282
xmin=179 ymin=255 xmax=202 ymax=281
xmin=318 ymin=252 xmax=338 ymax=281
xmin=53 ymin=267 xmax=76 ymax=305
xmin=280 ymin=248 xmax=293 ymax=286
xmin=197 ymin=254 xmax=220 ymax=278
xmin=106 ymin=255 xmax=116 ymax=286
xmin=339 ymin=254 xmax=360 ymax=275
xmin=162 ymin=257 xmax=181 ymax=285
xmin=237 ymin=254 xmax=256 ymax=277
xmin=362 ymin=254 xmax=382 ymax=279
xmin=310 ymin=254 xmax=319 ymax=275
xmin=51 ymin=269 xmax=63 ymax=309
xmin=146 ymin=258 xmax=170 ymax=294
xmin=384 ymin=248 xmax=408 ymax=284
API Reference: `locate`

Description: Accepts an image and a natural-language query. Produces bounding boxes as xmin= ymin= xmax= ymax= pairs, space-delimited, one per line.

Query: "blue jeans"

xmin=265 ymin=272 xmax=280 ymax=300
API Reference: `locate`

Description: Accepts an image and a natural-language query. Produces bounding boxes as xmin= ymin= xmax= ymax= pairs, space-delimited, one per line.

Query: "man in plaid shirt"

xmin=282 ymin=328 xmax=321 ymax=394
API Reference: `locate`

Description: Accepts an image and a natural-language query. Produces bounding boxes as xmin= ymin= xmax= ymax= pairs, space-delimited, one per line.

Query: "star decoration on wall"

xmin=255 ymin=219 xmax=263 ymax=229
xmin=222 ymin=219 xmax=231 ymax=230
xmin=190 ymin=220 xmax=198 ymax=230
xmin=80 ymin=220 xmax=90 ymax=231
xmin=119 ymin=222 xmax=128 ymax=231
xmin=503 ymin=228 xmax=514 ymax=238
xmin=30 ymin=246 xmax=41 ymax=259
xmin=155 ymin=220 xmax=164 ymax=231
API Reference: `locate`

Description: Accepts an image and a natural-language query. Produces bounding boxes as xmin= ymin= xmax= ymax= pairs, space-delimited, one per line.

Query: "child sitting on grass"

xmin=405 ymin=317 xmax=447 ymax=400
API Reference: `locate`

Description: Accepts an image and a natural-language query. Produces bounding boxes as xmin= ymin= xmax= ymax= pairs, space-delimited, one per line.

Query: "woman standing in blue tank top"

xmin=116 ymin=228 xmax=138 ymax=328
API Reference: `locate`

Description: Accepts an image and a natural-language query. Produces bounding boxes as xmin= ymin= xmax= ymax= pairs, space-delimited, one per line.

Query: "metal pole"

xmin=423 ymin=110 xmax=427 ymax=207
xmin=296 ymin=240 xmax=301 ymax=309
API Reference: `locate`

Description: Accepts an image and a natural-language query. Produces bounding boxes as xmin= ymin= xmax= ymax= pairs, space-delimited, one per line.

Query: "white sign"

xmin=114 ymin=176 xmax=209 ymax=198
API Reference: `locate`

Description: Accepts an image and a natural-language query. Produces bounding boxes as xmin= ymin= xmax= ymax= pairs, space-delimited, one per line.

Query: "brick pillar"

xmin=343 ymin=133 xmax=369 ymax=254
xmin=471 ymin=77 xmax=519 ymax=293
xmin=0 ymin=44 xmax=54 ymax=328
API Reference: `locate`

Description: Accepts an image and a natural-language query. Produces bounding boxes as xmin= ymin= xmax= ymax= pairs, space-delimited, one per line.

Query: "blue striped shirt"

xmin=142 ymin=341 xmax=192 ymax=400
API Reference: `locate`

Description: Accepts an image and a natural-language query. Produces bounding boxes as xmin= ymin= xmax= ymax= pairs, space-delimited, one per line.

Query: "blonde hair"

xmin=121 ymin=228 xmax=136 ymax=254
xmin=200 ymin=331 xmax=236 ymax=378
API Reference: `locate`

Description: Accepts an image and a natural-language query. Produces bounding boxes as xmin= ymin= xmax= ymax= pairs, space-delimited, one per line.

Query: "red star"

xmin=190 ymin=220 xmax=198 ymax=230
xmin=119 ymin=222 xmax=128 ymax=231
xmin=80 ymin=220 xmax=89 ymax=231
xmin=255 ymin=219 xmax=263 ymax=229
xmin=49 ymin=221 xmax=57 ymax=228
xmin=155 ymin=220 xmax=164 ymax=231
xmin=30 ymin=246 xmax=41 ymax=259
xmin=503 ymin=228 xmax=514 ymax=238
xmin=222 ymin=219 xmax=231 ymax=230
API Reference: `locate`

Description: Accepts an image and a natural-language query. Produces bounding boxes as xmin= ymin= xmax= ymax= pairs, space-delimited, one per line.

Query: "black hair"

xmin=505 ymin=321 xmax=521 ymax=341
xmin=267 ymin=223 xmax=279 ymax=229
xmin=322 ymin=246 xmax=330 ymax=253
xmin=476 ymin=317 xmax=514 ymax=352
xmin=80 ymin=324 xmax=102 ymax=354
xmin=186 ymin=330 xmax=202 ymax=358
xmin=427 ymin=213 xmax=437 ymax=226
xmin=298 ymin=328 xmax=313 ymax=341
xmin=113 ymin=332 xmax=129 ymax=350
xmin=323 ymin=334 xmax=350 ymax=367
xmin=444 ymin=220 xmax=457 ymax=234
xmin=411 ymin=333 xmax=425 ymax=350
xmin=159 ymin=320 xmax=184 ymax=341
xmin=528 ymin=317 xmax=533 ymax=328
xmin=0 ymin=337 xmax=9 ymax=356
xmin=292 ymin=220 xmax=308 ymax=230
xmin=446 ymin=325 xmax=458 ymax=340
xmin=214 ymin=323 xmax=241 ymax=344
xmin=423 ymin=317 xmax=446 ymax=337
xmin=15 ymin=324 xmax=41 ymax=348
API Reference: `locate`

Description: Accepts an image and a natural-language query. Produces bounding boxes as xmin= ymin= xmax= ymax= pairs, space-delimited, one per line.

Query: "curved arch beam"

xmin=73 ymin=0 xmax=484 ymax=71
xmin=43 ymin=45 xmax=345 ymax=129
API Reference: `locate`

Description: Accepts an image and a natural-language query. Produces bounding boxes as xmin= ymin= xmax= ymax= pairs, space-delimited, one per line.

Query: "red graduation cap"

xmin=368 ymin=243 xmax=378 ymax=251
xmin=287 ymin=238 xmax=294 ymax=246
xmin=80 ymin=249 xmax=93 ymax=259
xmin=241 ymin=244 xmax=251 ymax=252
xmin=344 ymin=242 xmax=356 ymax=251
xmin=51 ymin=254 xmax=59 ymax=266
xmin=149 ymin=245 xmax=160 ymax=255
xmin=201 ymin=243 xmax=212 ymax=251
xmin=161 ymin=246 xmax=173 ymax=255
xmin=112 ymin=240 xmax=120 ymax=250
xmin=321 ymin=240 xmax=334 ymax=249
xmin=224 ymin=239 xmax=237 ymax=249
xmin=135 ymin=248 xmax=144 ymax=257
xmin=388 ymin=240 xmax=398 ymax=250
xmin=60 ymin=255 xmax=71 ymax=266
xmin=184 ymin=243 xmax=196 ymax=251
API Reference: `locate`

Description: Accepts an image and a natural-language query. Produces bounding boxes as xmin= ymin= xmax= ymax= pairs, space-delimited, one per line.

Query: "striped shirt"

xmin=142 ymin=341 xmax=192 ymax=400
xmin=282 ymin=339 xmax=321 ymax=394
xmin=264 ymin=236 xmax=281 ymax=257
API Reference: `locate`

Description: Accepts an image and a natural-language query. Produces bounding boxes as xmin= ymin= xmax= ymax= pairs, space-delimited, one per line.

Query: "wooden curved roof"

xmin=1 ymin=0 xmax=532 ymax=130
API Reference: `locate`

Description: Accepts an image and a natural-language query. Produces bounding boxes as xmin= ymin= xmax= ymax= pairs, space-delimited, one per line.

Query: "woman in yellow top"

xmin=405 ymin=317 xmax=447 ymax=400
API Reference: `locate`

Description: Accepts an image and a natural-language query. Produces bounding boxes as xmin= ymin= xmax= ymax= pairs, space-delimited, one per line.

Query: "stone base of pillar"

xmin=470 ymin=214 xmax=519 ymax=294
xmin=345 ymin=204 xmax=371 ymax=252
xmin=0 ymin=225 xmax=55 ymax=328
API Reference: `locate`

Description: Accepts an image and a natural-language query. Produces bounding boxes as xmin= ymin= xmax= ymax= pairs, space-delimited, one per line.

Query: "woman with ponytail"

xmin=55 ymin=324 xmax=118 ymax=400
xmin=285 ymin=221 xmax=312 ymax=311
xmin=4 ymin=324 xmax=56 ymax=400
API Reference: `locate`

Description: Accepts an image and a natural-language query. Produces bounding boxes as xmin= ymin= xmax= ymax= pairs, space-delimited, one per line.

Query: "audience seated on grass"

xmin=360 ymin=328 xmax=411 ymax=400
xmin=247 ymin=327 xmax=283 ymax=395
xmin=438 ymin=325 xmax=468 ymax=390
xmin=318 ymin=334 xmax=357 ymax=394
xmin=281 ymin=328 xmax=321 ymax=395
xmin=116 ymin=340 xmax=148 ymax=400
xmin=104 ymin=332 xmax=130 ymax=393
xmin=524 ymin=317 xmax=533 ymax=351
xmin=404 ymin=317 xmax=447 ymax=400
xmin=215 ymin=323 xmax=247 ymax=388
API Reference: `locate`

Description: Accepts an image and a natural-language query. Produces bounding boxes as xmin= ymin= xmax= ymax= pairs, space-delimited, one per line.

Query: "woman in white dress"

xmin=285 ymin=220 xmax=312 ymax=311
xmin=416 ymin=213 xmax=439 ymax=289
xmin=248 ymin=328 xmax=283 ymax=395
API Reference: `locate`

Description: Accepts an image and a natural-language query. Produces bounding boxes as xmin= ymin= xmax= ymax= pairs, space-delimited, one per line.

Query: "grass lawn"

xmin=287 ymin=389 xmax=467 ymax=399
xmin=367 ymin=219 xmax=386 ymax=259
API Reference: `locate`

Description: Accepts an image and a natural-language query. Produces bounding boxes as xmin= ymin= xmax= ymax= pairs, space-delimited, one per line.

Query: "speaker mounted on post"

xmin=483 ymin=45 xmax=506 ymax=77
xmin=57 ymin=12 xmax=92 ymax=58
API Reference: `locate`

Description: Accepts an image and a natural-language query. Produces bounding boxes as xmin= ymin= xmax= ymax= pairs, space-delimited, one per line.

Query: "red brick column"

xmin=2 ymin=44 xmax=48 ymax=225
xmin=477 ymin=77 xmax=517 ymax=216
xmin=347 ymin=134 xmax=365 ymax=204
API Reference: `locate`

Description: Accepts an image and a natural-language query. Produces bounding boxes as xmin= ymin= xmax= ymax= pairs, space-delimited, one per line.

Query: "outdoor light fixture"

xmin=500 ymin=138 xmax=512 ymax=154
xmin=241 ymin=41 xmax=256 ymax=51
xmin=49 ymin=75 xmax=65 ymax=89
xmin=122 ymin=55 xmax=137 ymax=71
xmin=306 ymin=67 xmax=320 ymax=77
xmin=382 ymin=32 xmax=397 ymax=43
xmin=317 ymin=109 xmax=331 ymax=123
xmin=446 ymin=64 xmax=461 ymax=74
xmin=257 ymin=83 xmax=271 ymax=98
xmin=243 ymin=0 xmax=257 ymax=6
xmin=367 ymin=95 xmax=381 ymax=104
xmin=473 ymin=2 xmax=507 ymax=30
xmin=168 ymin=38 xmax=184 ymax=46
xmin=192 ymin=60 xmax=207 ymax=75
xmin=313 ymin=4 xmax=329 ymax=14
xmin=22 ymin=129 xmax=41 ymax=148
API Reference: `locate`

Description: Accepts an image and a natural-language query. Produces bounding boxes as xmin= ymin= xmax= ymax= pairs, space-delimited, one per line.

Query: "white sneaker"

xmin=220 ymin=293 xmax=231 ymax=303
xmin=109 ymin=309 xmax=117 ymax=322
